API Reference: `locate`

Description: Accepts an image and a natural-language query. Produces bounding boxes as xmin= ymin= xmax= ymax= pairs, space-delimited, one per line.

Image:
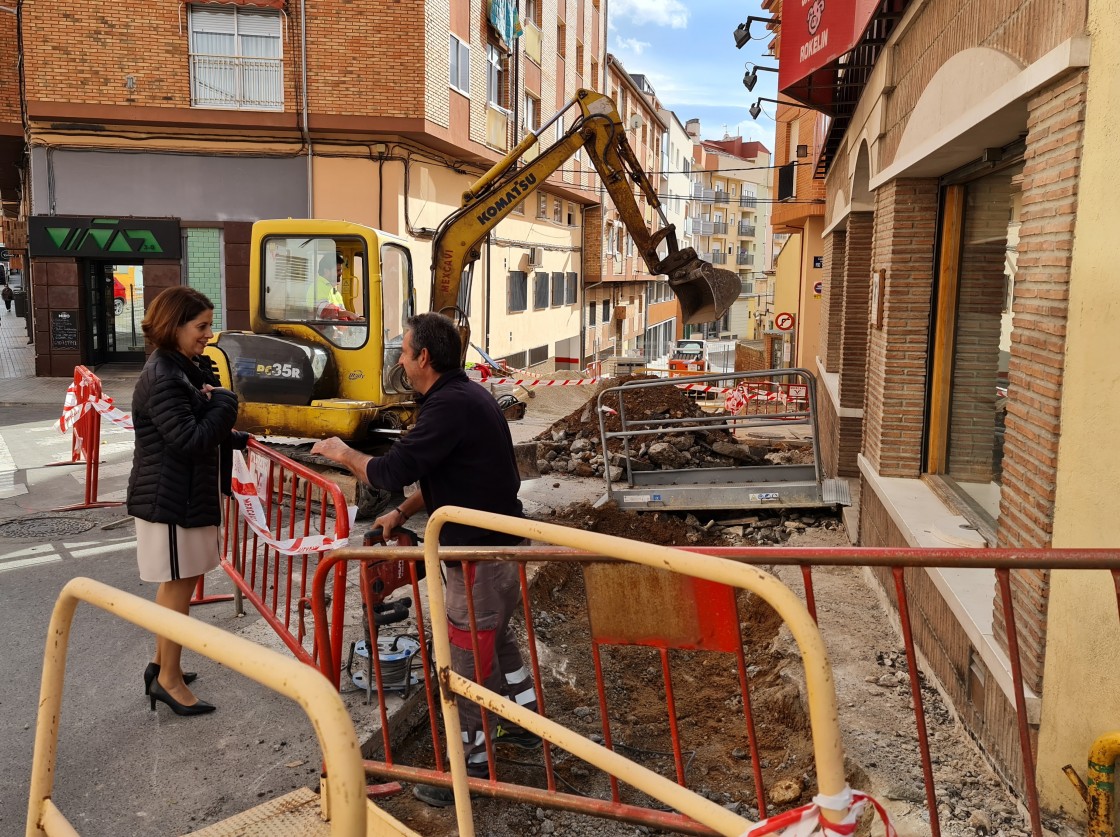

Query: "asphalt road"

xmin=0 ymin=405 xmax=326 ymax=836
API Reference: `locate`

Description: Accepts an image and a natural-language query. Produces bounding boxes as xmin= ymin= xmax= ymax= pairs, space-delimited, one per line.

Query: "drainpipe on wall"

xmin=484 ymin=233 xmax=492 ymax=354
xmin=300 ymin=0 xmax=313 ymax=216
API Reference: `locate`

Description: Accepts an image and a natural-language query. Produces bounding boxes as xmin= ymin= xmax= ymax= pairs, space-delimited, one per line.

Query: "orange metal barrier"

xmin=309 ymin=540 xmax=1120 ymax=836
xmin=52 ymin=366 xmax=124 ymax=511
xmin=220 ymin=438 xmax=350 ymax=673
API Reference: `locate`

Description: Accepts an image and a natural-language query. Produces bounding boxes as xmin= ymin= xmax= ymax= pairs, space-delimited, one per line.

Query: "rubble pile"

xmin=531 ymin=376 xmax=812 ymax=478
xmin=532 ymin=376 xmax=758 ymax=478
xmin=548 ymin=501 xmax=842 ymax=546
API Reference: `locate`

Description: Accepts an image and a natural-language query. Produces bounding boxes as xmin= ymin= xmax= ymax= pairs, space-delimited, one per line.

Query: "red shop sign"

xmin=777 ymin=0 xmax=879 ymax=94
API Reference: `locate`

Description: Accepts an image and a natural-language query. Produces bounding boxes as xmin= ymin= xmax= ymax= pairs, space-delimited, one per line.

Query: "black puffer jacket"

xmin=127 ymin=349 xmax=240 ymax=528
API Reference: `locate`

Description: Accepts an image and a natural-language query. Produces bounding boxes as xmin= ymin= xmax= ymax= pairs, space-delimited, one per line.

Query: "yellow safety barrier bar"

xmin=422 ymin=508 xmax=849 ymax=837
xmin=25 ymin=577 xmax=384 ymax=837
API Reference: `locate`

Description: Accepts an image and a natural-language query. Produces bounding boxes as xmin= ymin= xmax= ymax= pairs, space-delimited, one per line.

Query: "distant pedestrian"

xmin=127 ymin=286 xmax=248 ymax=717
xmin=1 ymin=283 xmax=11 ymax=313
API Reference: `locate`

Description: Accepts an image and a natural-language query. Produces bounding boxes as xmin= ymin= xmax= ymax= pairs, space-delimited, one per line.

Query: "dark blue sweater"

xmin=366 ymin=369 xmax=524 ymax=546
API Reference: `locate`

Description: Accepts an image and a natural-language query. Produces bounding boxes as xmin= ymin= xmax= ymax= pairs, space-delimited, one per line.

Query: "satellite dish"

xmin=628 ymin=113 xmax=644 ymax=131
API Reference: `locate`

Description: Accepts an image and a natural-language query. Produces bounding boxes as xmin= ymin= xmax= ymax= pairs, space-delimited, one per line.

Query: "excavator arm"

xmin=430 ymin=89 xmax=742 ymax=345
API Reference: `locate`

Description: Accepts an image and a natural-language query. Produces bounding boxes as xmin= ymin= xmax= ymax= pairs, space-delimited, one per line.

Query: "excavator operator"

xmin=309 ymin=252 xmax=361 ymax=321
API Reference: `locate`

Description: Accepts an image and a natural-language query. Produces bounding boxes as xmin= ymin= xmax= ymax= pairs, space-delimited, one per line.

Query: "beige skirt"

xmin=135 ymin=519 xmax=220 ymax=583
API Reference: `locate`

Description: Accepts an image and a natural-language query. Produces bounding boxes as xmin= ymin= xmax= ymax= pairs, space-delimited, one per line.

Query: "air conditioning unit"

xmin=527 ymin=246 xmax=541 ymax=267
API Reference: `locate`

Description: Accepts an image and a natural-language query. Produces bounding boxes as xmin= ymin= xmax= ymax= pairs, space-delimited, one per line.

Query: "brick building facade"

xmin=7 ymin=0 xmax=607 ymax=375
xmin=769 ymin=0 xmax=1117 ymax=815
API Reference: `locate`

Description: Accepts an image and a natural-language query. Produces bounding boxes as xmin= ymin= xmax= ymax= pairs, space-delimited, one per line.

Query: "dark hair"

xmin=406 ymin=312 xmax=461 ymax=373
xmin=142 ymin=286 xmax=214 ymax=350
xmin=319 ymin=252 xmax=343 ymax=276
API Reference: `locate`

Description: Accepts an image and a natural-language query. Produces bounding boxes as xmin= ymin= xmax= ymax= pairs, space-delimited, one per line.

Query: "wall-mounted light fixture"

xmin=748 ymin=97 xmax=818 ymax=120
xmin=733 ymin=16 xmax=780 ymax=49
xmin=742 ymin=63 xmax=778 ymax=92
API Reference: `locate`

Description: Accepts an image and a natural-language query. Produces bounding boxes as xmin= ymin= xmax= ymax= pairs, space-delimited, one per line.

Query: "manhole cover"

xmin=0 ymin=516 xmax=97 ymax=538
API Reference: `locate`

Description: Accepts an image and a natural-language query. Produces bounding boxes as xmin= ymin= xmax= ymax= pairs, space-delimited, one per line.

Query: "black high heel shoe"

xmin=143 ymin=663 xmax=197 ymax=696
xmin=148 ymin=680 xmax=215 ymax=716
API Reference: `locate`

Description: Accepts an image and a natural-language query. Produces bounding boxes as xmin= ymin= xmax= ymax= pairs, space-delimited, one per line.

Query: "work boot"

xmin=494 ymin=723 xmax=543 ymax=750
xmin=412 ymin=783 xmax=456 ymax=807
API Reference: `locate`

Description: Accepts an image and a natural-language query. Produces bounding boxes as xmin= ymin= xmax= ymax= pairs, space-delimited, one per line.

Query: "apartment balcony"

xmin=691 ymin=182 xmax=715 ymax=202
xmin=708 ymin=251 xmax=727 ymax=265
xmin=738 ymin=222 xmax=756 ymax=237
xmin=692 ymin=219 xmax=714 ymax=236
xmin=485 ymin=106 xmax=510 ymax=150
xmin=711 ymin=221 xmax=728 ymax=236
xmin=714 ymin=189 xmax=730 ymax=204
xmin=190 ymin=55 xmax=283 ymax=110
xmin=739 ymin=196 xmax=757 ymax=209
xmin=736 ymin=252 xmax=754 ymax=266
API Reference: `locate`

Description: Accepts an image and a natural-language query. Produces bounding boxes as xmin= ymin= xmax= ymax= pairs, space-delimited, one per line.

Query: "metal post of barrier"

xmin=54 ymin=368 xmax=124 ymax=512
xmin=997 ymin=569 xmax=1044 ymax=837
xmin=46 ymin=369 xmax=87 ymax=468
xmin=892 ymin=566 xmax=941 ymax=837
xmin=190 ymin=575 xmax=233 ymax=606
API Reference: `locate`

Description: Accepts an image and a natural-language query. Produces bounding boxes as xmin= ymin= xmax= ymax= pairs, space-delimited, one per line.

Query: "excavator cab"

xmin=205 ymin=219 xmax=418 ymax=440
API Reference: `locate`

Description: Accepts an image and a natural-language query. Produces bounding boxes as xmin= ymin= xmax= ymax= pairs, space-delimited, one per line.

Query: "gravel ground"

xmin=370 ymin=491 xmax=1043 ymax=837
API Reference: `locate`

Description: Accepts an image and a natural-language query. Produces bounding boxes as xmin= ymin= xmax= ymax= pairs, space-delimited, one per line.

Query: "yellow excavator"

xmin=203 ymin=89 xmax=740 ymax=445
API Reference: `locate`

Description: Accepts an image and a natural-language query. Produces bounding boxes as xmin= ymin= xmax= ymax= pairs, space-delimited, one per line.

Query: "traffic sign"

xmin=775 ymin=312 xmax=795 ymax=331
xmin=813 ymin=281 xmax=823 ymax=295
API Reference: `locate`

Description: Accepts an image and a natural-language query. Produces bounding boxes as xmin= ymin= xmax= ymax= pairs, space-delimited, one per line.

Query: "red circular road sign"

xmin=775 ymin=312 xmax=795 ymax=331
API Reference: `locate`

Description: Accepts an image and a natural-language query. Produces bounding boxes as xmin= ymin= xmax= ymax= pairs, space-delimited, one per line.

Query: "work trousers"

xmin=444 ymin=559 xmax=538 ymax=777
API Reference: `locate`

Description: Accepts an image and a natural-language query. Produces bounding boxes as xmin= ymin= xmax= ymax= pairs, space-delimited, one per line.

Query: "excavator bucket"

xmin=661 ymin=248 xmax=744 ymax=325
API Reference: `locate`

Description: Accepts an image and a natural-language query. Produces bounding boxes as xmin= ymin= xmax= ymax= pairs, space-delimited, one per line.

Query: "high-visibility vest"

xmin=308 ymin=274 xmax=344 ymax=315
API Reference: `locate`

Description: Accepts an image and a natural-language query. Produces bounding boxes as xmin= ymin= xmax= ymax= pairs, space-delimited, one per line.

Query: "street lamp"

xmin=742 ymin=63 xmax=778 ymax=93
xmin=748 ymin=97 xmax=819 ymax=121
xmin=733 ymin=16 xmax=780 ymax=49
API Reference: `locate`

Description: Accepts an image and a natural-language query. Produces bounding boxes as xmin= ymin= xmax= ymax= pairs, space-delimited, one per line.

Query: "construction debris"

xmin=532 ymin=375 xmax=812 ymax=477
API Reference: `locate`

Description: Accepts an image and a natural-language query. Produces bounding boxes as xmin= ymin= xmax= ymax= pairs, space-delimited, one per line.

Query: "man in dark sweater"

xmin=312 ymin=312 xmax=540 ymax=807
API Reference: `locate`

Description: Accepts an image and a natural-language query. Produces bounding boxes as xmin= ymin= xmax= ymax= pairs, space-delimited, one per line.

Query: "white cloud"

xmin=611 ymin=0 xmax=689 ymax=29
xmin=616 ymin=37 xmax=652 ymax=56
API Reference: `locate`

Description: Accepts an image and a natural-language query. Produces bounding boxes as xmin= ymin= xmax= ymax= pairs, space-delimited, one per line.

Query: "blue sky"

xmin=606 ymin=0 xmax=778 ymax=151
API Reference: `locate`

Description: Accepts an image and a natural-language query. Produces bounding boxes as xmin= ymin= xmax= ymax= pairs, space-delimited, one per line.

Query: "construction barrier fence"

xmin=25 ymin=577 xmax=411 ymax=836
xmin=220 ymin=438 xmax=352 ymax=673
xmin=295 ymin=529 xmax=1120 ymax=837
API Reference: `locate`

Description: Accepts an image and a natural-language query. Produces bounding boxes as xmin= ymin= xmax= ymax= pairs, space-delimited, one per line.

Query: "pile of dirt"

xmin=532 ymin=376 xmax=787 ymax=478
xmin=548 ymin=501 xmax=842 ymax=547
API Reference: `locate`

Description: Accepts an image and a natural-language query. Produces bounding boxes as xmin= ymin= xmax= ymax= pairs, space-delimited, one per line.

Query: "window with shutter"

xmin=565 ymin=272 xmax=577 ymax=305
xmin=189 ymin=5 xmax=283 ymax=110
xmin=509 ymin=271 xmax=527 ymax=312
xmin=533 ymin=272 xmax=549 ymax=310
xmin=550 ymin=272 xmax=564 ymax=306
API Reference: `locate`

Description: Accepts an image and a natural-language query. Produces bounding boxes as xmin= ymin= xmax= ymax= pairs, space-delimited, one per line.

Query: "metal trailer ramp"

xmin=595 ymin=369 xmax=851 ymax=512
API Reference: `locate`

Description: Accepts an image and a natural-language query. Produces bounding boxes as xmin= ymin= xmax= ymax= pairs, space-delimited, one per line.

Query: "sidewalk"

xmin=0 ymin=310 xmax=142 ymax=407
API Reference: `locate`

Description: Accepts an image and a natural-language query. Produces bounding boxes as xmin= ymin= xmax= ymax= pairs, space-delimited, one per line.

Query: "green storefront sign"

xmin=29 ymin=216 xmax=181 ymax=260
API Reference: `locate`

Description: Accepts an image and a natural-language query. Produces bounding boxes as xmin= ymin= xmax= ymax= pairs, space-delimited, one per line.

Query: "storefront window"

xmin=928 ymin=162 xmax=1023 ymax=522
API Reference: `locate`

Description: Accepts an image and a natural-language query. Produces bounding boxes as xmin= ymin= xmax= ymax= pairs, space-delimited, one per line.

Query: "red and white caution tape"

xmin=487 ymin=377 xmax=603 ymax=387
xmin=230 ymin=450 xmax=356 ymax=556
xmin=741 ymin=787 xmax=896 ymax=837
xmin=59 ymin=385 xmax=135 ymax=432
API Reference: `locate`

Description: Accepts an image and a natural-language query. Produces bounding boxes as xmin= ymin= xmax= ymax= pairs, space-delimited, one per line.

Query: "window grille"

xmin=189 ymin=6 xmax=282 ymax=110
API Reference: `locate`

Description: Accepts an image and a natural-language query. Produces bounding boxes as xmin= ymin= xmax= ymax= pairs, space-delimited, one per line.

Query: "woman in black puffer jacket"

xmin=127 ymin=286 xmax=246 ymax=716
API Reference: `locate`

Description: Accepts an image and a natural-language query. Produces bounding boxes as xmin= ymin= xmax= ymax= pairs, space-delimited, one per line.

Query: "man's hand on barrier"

xmin=311 ymin=436 xmax=374 ymax=485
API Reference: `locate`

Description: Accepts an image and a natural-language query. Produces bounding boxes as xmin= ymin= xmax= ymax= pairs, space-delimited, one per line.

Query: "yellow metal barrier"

xmin=25 ymin=577 xmax=415 ymax=837
xmin=422 ymin=508 xmax=850 ymax=837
